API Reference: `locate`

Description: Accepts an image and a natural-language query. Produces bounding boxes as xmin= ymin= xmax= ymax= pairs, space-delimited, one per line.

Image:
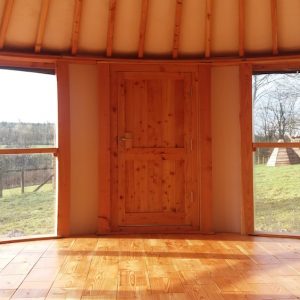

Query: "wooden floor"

xmin=0 ymin=234 xmax=300 ymax=299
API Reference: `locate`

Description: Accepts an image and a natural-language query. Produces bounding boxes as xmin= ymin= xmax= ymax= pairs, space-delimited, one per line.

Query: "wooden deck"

xmin=0 ymin=234 xmax=300 ymax=299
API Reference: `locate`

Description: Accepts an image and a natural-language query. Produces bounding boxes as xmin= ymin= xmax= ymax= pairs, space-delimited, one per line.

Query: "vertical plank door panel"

xmin=111 ymin=67 xmax=200 ymax=231
xmin=147 ymin=160 xmax=163 ymax=212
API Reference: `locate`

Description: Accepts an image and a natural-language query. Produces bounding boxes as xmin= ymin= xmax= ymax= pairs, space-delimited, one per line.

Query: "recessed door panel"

xmin=112 ymin=70 xmax=199 ymax=231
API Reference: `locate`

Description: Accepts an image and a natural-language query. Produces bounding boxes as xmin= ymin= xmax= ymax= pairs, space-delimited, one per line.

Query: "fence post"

xmin=52 ymin=158 xmax=56 ymax=190
xmin=0 ymin=170 xmax=3 ymax=198
xmin=21 ymin=169 xmax=25 ymax=194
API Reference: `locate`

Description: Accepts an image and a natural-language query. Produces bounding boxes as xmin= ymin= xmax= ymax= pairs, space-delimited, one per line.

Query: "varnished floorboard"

xmin=0 ymin=234 xmax=300 ymax=299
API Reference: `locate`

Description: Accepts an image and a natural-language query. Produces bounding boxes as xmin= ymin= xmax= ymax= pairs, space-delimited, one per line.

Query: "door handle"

xmin=119 ymin=133 xmax=133 ymax=149
xmin=119 ymin=136 xmax=132 ymax=142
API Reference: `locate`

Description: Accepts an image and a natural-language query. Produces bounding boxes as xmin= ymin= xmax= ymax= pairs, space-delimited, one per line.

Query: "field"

xmin=0 ymin=165 xmax=300 ymax=238
xmin=0 ymin=184 xmax=56 ymax=239
xmin=254 ymin=164 xmax=300 ymax=234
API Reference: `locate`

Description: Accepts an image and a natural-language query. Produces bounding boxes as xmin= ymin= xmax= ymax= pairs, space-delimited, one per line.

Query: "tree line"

xmin=253 ymin=73 xmax=300 ymax=142
xmin=0 ymin=122 xmax=55 ymax=148
xmin=0 ymin=122 xmax=55 ymax=177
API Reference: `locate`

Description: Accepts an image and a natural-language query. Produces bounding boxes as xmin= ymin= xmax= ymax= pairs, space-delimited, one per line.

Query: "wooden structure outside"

xmin=267 ymin=147 xmax=300 ymax=166
xmin=0 ymin=167 xmax=54 ymax=197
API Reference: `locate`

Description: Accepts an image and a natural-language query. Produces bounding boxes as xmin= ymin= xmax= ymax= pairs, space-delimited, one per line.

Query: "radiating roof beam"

xmin=106 ymin=0 xmax=117 ymax=57
xmin=204 ymin=0 xmax=212 ymax=58
xmin=239 ymin=0 xmax=245 ymax=57
xmin=271 ymin=0 xmax=279 ymax=55
xmin=35 ymin=0 xmax=50 ymax=53
xmin=172 ymin=0 xmax=183 ymax=59
xmin=138 ymin=0 xmax=149 ymax=58
xmin=0 ymin=0 xmax=14 ymax=49
xmin=71 ymin=0 xmax=83 ymax=55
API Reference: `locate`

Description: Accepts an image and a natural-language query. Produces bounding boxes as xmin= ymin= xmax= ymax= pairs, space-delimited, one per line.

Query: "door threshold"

xmin=0 ymin=234 xmax=59 ymax=244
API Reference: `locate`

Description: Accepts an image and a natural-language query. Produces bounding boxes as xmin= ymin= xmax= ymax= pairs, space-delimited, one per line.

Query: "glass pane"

xmin=254 ymin=147 xmax=300 ymax=234
xmin=0 ymin=69 xmax=57 ymax=148
xmin=0 ymin=154 xmax=57 ymax=240
xmin=253 ymin=73 xmax=300 ymax=143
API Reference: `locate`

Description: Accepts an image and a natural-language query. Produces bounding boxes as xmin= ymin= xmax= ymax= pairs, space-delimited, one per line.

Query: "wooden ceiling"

xmin=0 ymin=0 xmax=300 ymax=60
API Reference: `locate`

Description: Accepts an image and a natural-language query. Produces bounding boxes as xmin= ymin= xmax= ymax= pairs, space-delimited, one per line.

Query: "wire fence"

xmin=0 ymin=168 xmax=54 ymax=197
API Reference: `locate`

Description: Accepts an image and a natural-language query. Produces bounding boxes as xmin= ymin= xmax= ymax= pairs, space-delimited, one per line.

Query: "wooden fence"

xmin=0 ymin=168 xmax=54 ymax=197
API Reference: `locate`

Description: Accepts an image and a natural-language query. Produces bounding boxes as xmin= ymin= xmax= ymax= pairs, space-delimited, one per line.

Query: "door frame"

xmin=98 ymin=63 xmax=213 ymax=234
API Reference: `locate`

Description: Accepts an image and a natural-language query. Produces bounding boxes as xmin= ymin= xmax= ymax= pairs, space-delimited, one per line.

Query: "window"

xmin=252 ymin=72 xmax=300 ymax=235
xmin=0 ymin=68 xmax=58 ymax=241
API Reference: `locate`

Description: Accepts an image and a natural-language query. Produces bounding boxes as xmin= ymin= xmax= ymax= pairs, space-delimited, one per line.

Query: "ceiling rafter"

xmin=0 ymin=0 xmax=14 ymax=49
xmin=71 ymin=0 xmax=83 ymax=55
xmin=35 ymin=0 xmax=50 ymax=53
xmin=239 ymin=0 xmax=245 ymax=57
xmin=106 ymin=0 xmax=117 ymax=57
xmin=172 ymin=0 xmax=183 ymax=59
xmin=204 ymin=0 xmax=212 ymax=58
xmin=271 ymin=0 xmax=279 ymax=55
xmin=138 ymin=0 xmax=149 ymax=58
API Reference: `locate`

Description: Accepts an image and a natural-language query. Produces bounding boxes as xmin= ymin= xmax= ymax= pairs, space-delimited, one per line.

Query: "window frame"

xmin=240 ymin=63 xmax=300 ymax=237
xmin=0 ymin=60 xmax=70 ymax=242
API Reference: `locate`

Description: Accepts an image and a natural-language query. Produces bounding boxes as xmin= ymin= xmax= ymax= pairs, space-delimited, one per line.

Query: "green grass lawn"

xmin=254 ymin=164 xmax=300 ymax=234
xmin=0 ymin=184 xmax=56 ymax=239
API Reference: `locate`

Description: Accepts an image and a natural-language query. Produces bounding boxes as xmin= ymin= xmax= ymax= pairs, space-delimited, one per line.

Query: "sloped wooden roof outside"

xmin=0 ymin=0 xmax=300 ymax=60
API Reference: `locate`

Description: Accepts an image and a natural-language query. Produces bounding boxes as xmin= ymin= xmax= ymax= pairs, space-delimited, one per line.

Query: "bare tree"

xmin=252 ymin=75 xmax=279 ymax=105
xmin=253 ymin=73 xmax=300 ymax=142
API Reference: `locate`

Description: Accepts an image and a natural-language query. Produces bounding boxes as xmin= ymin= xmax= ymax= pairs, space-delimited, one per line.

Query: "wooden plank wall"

xmin=98 ymin=63 xmax=111 ymax=233
xmin=56 ymin=62 xmax=71 ymax=237
xmin=239 ymin=64 xmax=254 ymax=235
xmin=198 ymin=65 xmax=213 ymax=234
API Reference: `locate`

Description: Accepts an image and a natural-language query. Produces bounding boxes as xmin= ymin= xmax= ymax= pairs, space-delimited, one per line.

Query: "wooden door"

xmin=111 ymin=70 xmax=199 ymax=232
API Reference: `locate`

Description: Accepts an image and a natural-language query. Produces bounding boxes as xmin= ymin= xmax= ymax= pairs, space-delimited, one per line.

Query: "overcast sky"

xmin=0 ymin=69 xmax=57 ymax=123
